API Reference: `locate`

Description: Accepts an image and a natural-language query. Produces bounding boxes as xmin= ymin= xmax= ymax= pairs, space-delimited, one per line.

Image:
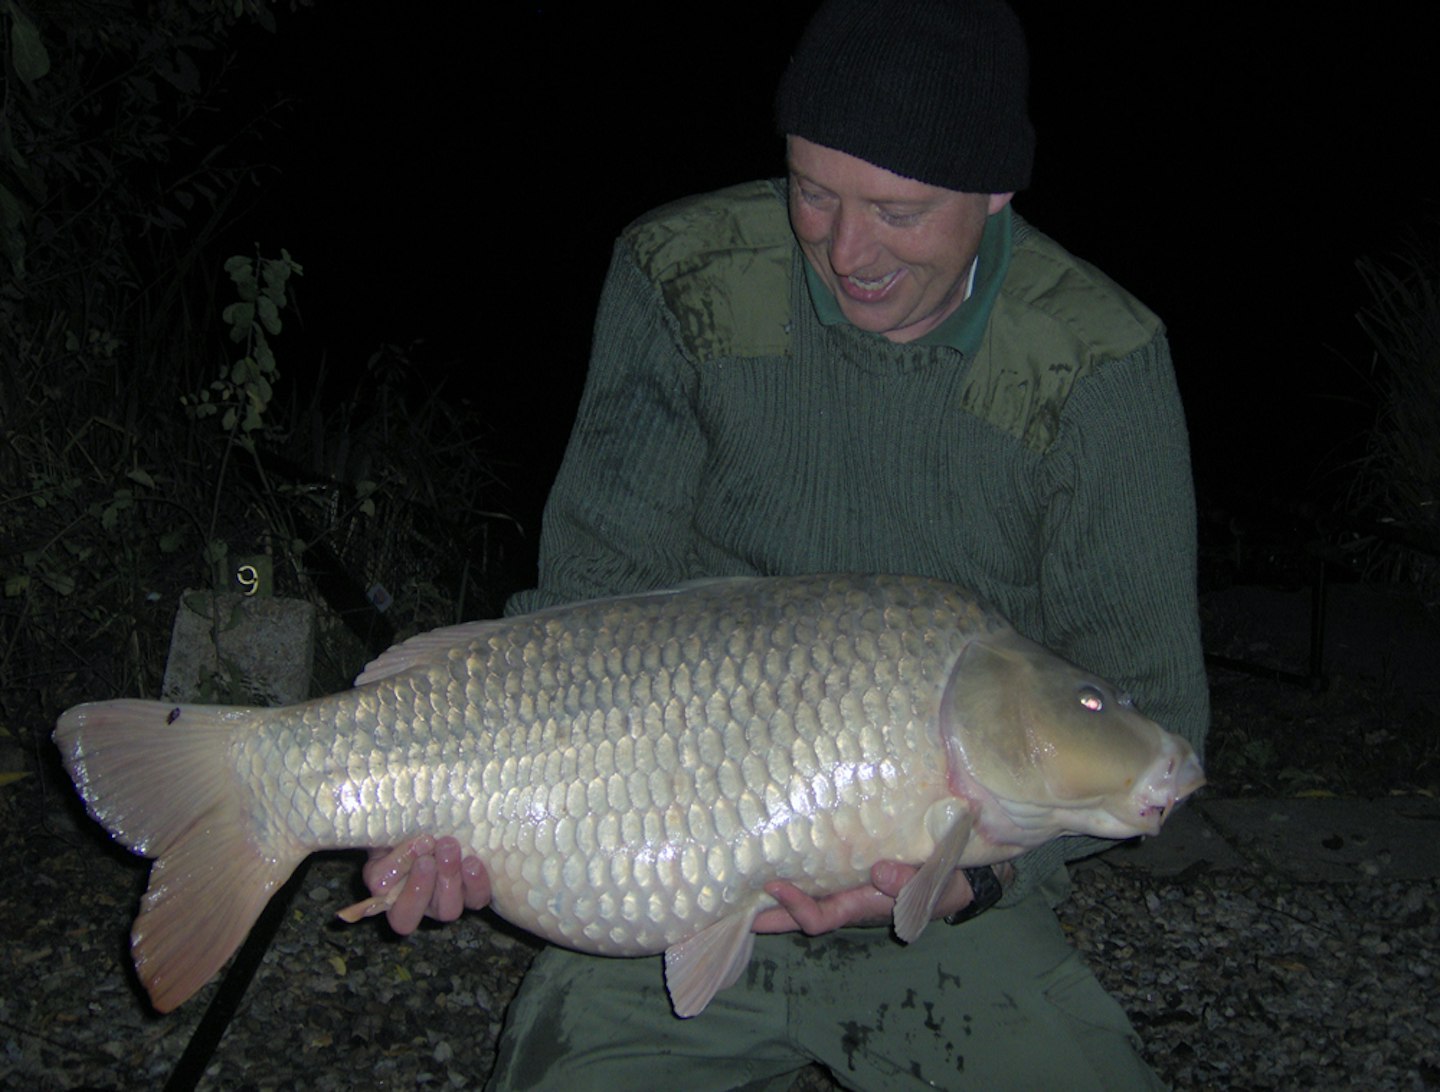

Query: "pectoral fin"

xmin=663 ymin=893 xmax=771 ymax=1018
xmin=893 ymin=802 xmax=975 ymax=943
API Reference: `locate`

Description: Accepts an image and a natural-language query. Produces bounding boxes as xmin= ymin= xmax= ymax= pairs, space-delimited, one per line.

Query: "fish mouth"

xmin=1131 ymin=750 xmax=1207 ymax=833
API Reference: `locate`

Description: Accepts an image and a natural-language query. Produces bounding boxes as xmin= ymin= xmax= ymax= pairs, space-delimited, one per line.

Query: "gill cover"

xmin=938 ymin=628 xmax=1168 ymax=807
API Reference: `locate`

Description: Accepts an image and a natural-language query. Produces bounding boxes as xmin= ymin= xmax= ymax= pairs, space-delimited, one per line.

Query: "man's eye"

xmin=879 ymin=209 xmax=920 ymax=227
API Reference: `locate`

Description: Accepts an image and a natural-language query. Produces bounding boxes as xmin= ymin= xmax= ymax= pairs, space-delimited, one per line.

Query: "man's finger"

xmin=387 ymin=853 xmax=438 ymax=936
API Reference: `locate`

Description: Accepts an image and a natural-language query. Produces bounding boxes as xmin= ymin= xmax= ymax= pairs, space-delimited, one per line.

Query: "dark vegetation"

xmin=1193 ymin=216 xmax=1440 ymax=799
xmin=0 ymin=0 xmax=522 ymax=794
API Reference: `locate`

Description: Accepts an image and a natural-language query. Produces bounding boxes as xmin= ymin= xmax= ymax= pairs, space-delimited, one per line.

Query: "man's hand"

xmin=752 ymin=861 xmax=1012 ymax=935
xmin=358 ymin=835 xmax=492 ymax=936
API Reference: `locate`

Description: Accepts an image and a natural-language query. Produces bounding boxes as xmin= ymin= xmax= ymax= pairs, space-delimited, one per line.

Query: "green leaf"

xmin=261 ymin=261 xmax=289 ymax=301
xmin=101 ymin=490 xmax=132 ymax=531
xmin=157 ymin=49 xmax=199 ymax=94
xmin=224 ymin=254 xmax=257 ymax=299
xmin=223 ymin=300 xmax=254 ymax=339
xmin=39 ymin=568 xmax=75 ymax=596
xmin=256 ymin=294 xmax=281 ymax=335
xmin=8 ymin=4 xmax=50 ymax=85
xmin=127 ymin=467 xmax=156 ymax=489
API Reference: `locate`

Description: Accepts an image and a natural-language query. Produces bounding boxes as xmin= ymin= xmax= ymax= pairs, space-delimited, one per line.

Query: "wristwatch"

xmin=945 ymin=865 xmax=1003 ymax=925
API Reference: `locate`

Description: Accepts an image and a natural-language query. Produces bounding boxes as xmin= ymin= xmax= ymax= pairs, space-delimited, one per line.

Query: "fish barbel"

xmin=54 ymin=574 xmax=1203 ymax=1016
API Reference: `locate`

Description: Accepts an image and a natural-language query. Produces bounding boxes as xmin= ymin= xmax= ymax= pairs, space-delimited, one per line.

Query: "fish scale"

xmin=54 ymin=573 xmax=1203 ymax=1016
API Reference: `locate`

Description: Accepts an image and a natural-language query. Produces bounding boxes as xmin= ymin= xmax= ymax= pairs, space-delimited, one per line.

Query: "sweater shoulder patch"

xmin=962 ymin=226 xmax=1164 ymax=453
xmin=622 ymin=181 xmax=794 ymax=362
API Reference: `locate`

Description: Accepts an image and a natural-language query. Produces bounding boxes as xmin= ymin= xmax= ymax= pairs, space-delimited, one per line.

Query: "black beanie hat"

xmin=776 ymin=0 xmax=1034 ymax=193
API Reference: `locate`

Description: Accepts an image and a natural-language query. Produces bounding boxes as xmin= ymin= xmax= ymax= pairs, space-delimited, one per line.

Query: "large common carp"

xmin=54 ymin=574 xmax=1203 ymax=1017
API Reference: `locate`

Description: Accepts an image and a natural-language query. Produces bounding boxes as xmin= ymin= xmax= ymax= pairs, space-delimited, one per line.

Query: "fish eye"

xmin=1077 ymin=685 xmax=1105 ymax=712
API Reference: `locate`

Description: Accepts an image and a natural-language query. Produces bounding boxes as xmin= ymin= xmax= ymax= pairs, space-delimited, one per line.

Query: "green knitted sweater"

xmin=509 ymin=179 xmax=1209 ymax=902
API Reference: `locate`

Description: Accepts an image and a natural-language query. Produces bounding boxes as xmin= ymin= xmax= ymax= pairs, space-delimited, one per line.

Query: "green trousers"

xmin=484 ymin=870 xmax=1164 ymax=1091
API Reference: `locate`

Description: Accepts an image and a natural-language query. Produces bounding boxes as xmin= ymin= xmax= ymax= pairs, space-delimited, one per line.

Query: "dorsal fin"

xmin=353 ymin=619 xmax=509 ymax=686
xmin=353 ymin=580 xmax=770 ymax=688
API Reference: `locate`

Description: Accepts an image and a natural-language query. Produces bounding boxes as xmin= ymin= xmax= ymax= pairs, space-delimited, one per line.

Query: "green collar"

xmin=801 ymin=204 xmax=1013 ymax=354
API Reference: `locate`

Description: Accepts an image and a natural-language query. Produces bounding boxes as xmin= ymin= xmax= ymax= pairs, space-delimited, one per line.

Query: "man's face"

xmin=786 ymin=136 xmax=1012 ymax=344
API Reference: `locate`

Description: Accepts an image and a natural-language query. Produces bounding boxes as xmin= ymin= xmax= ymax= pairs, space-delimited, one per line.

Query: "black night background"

xmin=2 ymin=4 xmax=1438 ymax=1087
xmin=250 ymin=2 xmax=1433 ymax=548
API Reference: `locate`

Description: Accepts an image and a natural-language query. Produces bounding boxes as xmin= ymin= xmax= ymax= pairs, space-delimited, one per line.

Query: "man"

xmin=366 ymin=0 xmax=1208 ymax=1086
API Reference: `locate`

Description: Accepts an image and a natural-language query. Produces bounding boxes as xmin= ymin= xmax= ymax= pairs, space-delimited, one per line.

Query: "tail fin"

xmin=54 ymin=700 xmax=305 ymax=1012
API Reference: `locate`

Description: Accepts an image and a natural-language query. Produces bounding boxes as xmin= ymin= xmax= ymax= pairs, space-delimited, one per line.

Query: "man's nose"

xmin=828 ymin=206 xmax=879 ymax=276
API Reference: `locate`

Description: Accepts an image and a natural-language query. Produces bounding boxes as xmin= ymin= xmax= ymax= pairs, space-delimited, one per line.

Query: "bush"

xmin=1 ymin=2 xmax=519 ymax=785
xmin=1342 ymin=221 xmax=1440 ymax=594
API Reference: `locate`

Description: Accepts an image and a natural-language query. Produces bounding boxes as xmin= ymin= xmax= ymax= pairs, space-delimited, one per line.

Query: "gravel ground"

xmin=5 ymin=822 xmax=1436 ymax=1092
xmin=1064 ymin=863 xmax=1440 ymax=1090
xmin=4 ymin=657 xmax=1438 ymax=1091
